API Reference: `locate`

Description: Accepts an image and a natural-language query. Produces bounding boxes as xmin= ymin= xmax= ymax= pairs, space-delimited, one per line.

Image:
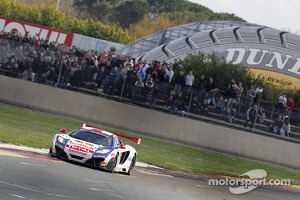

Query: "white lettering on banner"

xmin=288 ymin=58 xmax=300 ymax=75
xmin=24 ymin=24 xmax=40 ymax=37
xmin=57 ymin=33 xmax=67 ymax=44
xmin=225 ymin=48 xmax=300 ymax=77
xmin=49 ymin=31 xmax=59 ymax=43
xmin=5 ymin=22 xmax=26 ymax=36
xmin=0 ymin=19 xmax=5 ymax=31
xmin=0 ymin=17 xmax=70 ymax=44
xmin=247 ymin=49 xmax=268 ymax=65
xmin=39 ymin=29 xmax=49 ymax=40
xmin=265 ymin=52 xmax=292 ymax=69
xmin=226 ymin=48 xmax=245 ymax=64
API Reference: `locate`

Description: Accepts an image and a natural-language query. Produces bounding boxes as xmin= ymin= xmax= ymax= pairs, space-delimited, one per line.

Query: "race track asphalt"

xmin=0 ymin=146 xmax=299 ymax=200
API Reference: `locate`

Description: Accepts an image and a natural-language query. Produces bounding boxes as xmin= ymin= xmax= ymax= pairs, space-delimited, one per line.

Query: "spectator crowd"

xmin=0 ymin=29 xmax=298 ymax=137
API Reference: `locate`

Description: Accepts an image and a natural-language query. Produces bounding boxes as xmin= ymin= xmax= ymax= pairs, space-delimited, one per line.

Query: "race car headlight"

xmin=57 ymin=136 xmax=65 ymax=144
xmin=96 ymin=149 xmax=110 ymax=154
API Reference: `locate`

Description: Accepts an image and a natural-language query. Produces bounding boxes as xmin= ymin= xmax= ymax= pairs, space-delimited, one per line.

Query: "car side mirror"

xmin=60 ymin=128 xmax=67 ymax=133
xmin=120 ymin=143 xmax=126 ymax=149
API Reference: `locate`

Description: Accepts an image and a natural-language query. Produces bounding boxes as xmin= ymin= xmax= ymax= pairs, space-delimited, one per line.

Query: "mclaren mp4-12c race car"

xmin=49 ymin=124 xmax=141 ymax=175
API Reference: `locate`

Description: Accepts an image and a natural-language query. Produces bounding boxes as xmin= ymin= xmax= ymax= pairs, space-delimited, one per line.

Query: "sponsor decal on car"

xmin=66 ymin=140 xmax=96 ymax=154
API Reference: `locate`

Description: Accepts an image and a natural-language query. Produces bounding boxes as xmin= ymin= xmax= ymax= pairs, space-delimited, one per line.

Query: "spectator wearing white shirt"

xmin=275 ymin=93 xmax=287 ymax=113
xmin=185 ymin=70 xmax=194 ymax=95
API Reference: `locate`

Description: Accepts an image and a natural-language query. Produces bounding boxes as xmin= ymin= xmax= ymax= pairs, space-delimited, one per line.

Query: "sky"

xmin=188 ymin=0 xmax=300 ymax=35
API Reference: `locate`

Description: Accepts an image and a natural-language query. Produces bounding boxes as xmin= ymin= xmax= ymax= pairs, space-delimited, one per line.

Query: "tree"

xmin=73 ymin=0 xmax=121 ymax=24
xmin=38 ymin=5 xmax=66 ymax=29
xmin=179 ymin=52 xmax=252 ymax=91
xmin=115 ymin=0 xmax=150 ymax=28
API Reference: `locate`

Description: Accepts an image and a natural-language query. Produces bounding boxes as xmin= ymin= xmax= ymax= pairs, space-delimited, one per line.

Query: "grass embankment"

xmin=0 ymin=104 xmax=300 ymax=185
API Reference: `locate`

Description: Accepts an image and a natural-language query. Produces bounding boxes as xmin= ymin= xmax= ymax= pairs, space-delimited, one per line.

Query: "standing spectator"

xmin=162 ymin=64 xmax=174 ymax=96
xmin=136 ymin=67 xmax=146 ymax=80
xmin=206 ymin=77 xmax=217 ymax=108
xmin=85 ymin=61 xmax=98 ymax=89
xmin=62 ymin=61 xmax=72 ymax=87
xmin=165 ymin=64 xmax=174 ymax=82
xmin=244 ymin=105 xmax=258 ymax=129
xmin=150 ymin=82 xmax=159 ymax=106
xmin=285 ymin=97 xmax=294 ymax=122
xmin=245 ymin=84 xmax=256 ymax=111
xmin=226 ymin=84 xmax=238 ymax=110
xmin=146 ymin=62 xmax=154 ymax=76
xmin=275 ymin=93 xmax=287 ymax=113
xmin=153 ymin=61 xmax=162 ymax=73
xmin=70 ymin=65 xmax=84 ymax=87
xmin=171 ymin=58 xmax=180 ymax=71
xmin=96 ymin=66 xmax=106 ymax=89
xmin=185 ymin=70 xmax=194 ymax=96
xmin=45 ymin=67 xmax=57 ymax=86
xmin=157 ymin=64 xmax=167 ymax=96
xmin=173 ymin=70 xmax=185 ymax=95
xmin=119 ymin=62 xmax=129 ymax=80
xmin=196 ymin=74 xmax=207 ymax=102
xmin=11 ymin=63 xmax=21 ymax=78
xmin=236 ymin=82 xmax=244 ymax=104
xmin=124 ymin=65 xmax=137 ymax=98
xmin=144 ymin=77 xmax=154 ymax=104
xmin=103 ymin=66 xmax=120 ymax=94
xmin=131 ymin=76 xmax=144 ymax=102
xmin=140 ymin=60 xmax=149 ymax=74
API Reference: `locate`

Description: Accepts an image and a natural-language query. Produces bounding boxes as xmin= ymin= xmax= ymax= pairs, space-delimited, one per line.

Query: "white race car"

xmin=49 ymin=124 xmax=141 ymax=175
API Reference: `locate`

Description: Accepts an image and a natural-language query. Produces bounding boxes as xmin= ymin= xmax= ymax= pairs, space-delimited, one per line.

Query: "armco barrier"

xmin=0 ymin=75 xmax=300 ymax=169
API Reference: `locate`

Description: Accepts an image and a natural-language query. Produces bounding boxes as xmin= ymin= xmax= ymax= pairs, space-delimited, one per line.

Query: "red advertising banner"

xmin=0 ymin=16 xmax=74 ymax=45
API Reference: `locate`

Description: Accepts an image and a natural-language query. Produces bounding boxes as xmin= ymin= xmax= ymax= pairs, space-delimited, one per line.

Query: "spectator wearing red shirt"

xmin=285 ymin=97 xmax=295 ymax=122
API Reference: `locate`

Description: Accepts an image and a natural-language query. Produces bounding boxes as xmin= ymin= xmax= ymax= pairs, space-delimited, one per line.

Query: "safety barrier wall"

xmin=0 ymin=75 xmax=300 ymax=169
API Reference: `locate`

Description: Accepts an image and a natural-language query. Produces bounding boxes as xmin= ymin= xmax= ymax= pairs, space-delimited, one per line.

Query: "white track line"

xmin=86 ymin=179 xmax=112 ymax=184
xmin=0 ymin=180 xmax=39 ymax=193
xmin=46 ymin=193 xmax=79 ymax=199
xmin=19 ymin=162 xmax=46 ymax=167
xmin=90 ymin=188 xmax=114 ymax=192
xmin=10 ymin=194 xmax=26 ymax=199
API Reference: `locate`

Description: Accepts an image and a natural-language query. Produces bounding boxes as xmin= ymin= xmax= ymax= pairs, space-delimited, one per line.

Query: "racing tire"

xmin=49 ymin=147 xmax=55 ymax=157
xmin=126 ymin=155 xmax=136 ymax=176
xmin=107 ymin=155 xmax=117 ymax=173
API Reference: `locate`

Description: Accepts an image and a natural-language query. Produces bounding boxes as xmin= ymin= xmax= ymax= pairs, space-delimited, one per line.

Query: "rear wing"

xmin=82 ymin=124 xmax=141 ymax=144
xmin=113 ymin=132 xmax=141 ymax=144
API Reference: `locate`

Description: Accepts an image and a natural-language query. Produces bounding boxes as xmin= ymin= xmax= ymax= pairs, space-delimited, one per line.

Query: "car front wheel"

xmin=126 ymin=155 xmax=136 ymax=175
xmin=107 ymin=155 xmax=117 ymax=173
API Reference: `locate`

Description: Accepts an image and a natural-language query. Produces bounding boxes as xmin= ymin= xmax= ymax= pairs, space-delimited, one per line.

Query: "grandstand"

xmin=1 ymin=20 xmax=300 ymax=143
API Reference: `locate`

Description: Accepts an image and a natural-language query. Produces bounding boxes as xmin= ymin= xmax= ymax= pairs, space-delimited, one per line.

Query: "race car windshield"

xmin=69 ymin=129 xmax=113 ymax=146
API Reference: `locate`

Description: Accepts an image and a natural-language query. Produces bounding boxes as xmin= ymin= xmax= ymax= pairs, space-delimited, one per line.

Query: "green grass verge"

xmin=1 ymin=104 xmax=300 ymax=185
